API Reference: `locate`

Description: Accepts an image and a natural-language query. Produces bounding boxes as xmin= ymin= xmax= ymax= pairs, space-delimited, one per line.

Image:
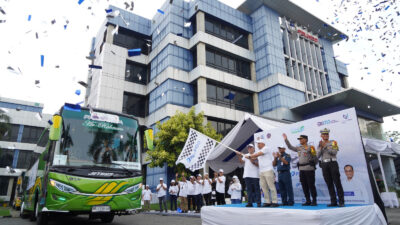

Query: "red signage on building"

xmin=297 ymin=29 xmax=319 ymax=43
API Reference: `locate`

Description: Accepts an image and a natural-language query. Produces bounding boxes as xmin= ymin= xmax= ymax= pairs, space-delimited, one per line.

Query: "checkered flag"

xmin=176 ymin=128 xmax=216 ymax=172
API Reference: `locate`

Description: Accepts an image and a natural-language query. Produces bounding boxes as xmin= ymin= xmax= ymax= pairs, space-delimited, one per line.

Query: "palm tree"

xmin=0 ymin=109 xmax=11 ymax=140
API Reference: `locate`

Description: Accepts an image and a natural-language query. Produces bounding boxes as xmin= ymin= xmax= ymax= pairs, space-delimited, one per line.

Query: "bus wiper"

xmin=108 ymin=162 xmax=133 ymax=176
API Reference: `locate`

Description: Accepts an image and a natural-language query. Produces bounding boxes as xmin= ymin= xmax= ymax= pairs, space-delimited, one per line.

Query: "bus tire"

xmin=36 ymin=212 xmax=49 ymax=225
xmin=100 ymin=214 xmax=114 ymax=223
xmin=30 ymin=199 xmax=38 ymax=221
xmin=20 ymin=202 xmax=29 ymax=219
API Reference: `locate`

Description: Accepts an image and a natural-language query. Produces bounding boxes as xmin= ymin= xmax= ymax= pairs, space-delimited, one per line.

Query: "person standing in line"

xmin=194 ymin=174 xmax=202 ymax=213
xmin=283 ymin=133 xmax=318 ymax=206
xmin=213 ymin=169 xmax=226 ymax=205
xmin=169 ymin=180 xmax=179 ymax=211
xmin=317 ymin=128 xmax=345 ymax=207
xmin=176 ymin=172 xmax=188 ymax=213
xmin=211 ymin=189 xmax=216 ymax=205
xmin=228 ymin=175 xmax=242 ymax=204
xmin=156 ymin=178 xmax=168 ymax=212
xmin=237 ymin=143 xmax=261 ymax=207
xmin=249 ymin=139 xmax=279 ymax=207
xmin=142 ymin=185 xmax=152 ymax=212
xmin=202 ymin=173 xmax=213 ymax=205
xmin=273 ymin=146 xmax=294 ymax=206
xmin=187 ymin=176 xmax=197 ymax=212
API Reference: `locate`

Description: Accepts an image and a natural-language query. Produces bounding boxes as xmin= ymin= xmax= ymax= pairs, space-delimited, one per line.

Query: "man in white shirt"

xmin=194 ymin=174 xmax=203 ymax=212
xmin=213 ymin=169 xmax=226 ymax=205
xmin=187 ymin=176 xmax=197 ymax=212
xmin=237 ymin=143 xmax=261 ymax=207
xmin=169 ymin=180 xmax=179 ymax=211
xmin=341 ymin=165 xmax=370 ymax=204
xmin=250 ymin=139 xmax=278 ymax=207
xmin=156 ymin=177 xmax=168 ymax=212
xmin=142 ymin=185 xmax=152 ymax=212
xmin=176 ymin=172 xmax=188 ymax=213
xmin=202 ymin=173 xmax=213 ymax=205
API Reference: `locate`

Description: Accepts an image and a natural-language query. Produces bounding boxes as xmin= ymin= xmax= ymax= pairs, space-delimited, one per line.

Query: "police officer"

xmin=283 ymin=133 xmax=318 ymax=206
xmin=273 ymin=145 xmax=294 ymax=206
xmin=317 ymin=128 xmax=345 ymax=207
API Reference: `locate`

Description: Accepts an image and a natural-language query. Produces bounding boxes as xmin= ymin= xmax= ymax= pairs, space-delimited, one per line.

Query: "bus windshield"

xmin=52 ymin=108 xmax=141 ymax=170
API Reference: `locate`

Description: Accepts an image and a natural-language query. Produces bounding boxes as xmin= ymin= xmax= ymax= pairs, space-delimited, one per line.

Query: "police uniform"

xmin=285 ymin=135 xmax=318 ymax=205
xmin=317 ymin=128 xmax=345 ymax=207
xmin=275 ymin=149 xmax=294 ymax=205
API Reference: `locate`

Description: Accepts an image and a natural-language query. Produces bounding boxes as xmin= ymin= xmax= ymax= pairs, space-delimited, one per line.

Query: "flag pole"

xmin=194 ymin=129 xmax=243 ymax=155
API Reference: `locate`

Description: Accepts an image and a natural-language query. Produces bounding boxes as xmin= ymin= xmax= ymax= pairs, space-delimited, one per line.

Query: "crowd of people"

xmin=142 ymin=128 xmax=348 ymax=212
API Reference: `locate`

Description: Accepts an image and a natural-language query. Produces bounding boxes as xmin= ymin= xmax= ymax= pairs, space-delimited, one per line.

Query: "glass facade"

xmin=113 ymin=27 xmax=150 ymax=55
xmin=125 ymin=60 xmax=149 ymax=85
xmin=207 ymin=83 xmax=254 ymax=113
xmin=208 ymin=117 xmax=237 ymax=137
xmin=205 ymin=15 xmax=248 ymax=49
xmin=206 ymin=47 xmax=251 ymax=79
xmin=1 ymin=124 xmax=20 ymax=142
xmin=0 ymin=149 xmax=14 ymax=167
xmin=258 ymin=85 xmax=305 ymax=114
xmin=122 ymin=92 xmax=148 ymax=118
xmin=0 ymin=176 xmax=10 ymax=195
xmin=149 ymin=79 xmax=194 ymax=114
xmin=16 ymin=150 xmax=40 ymax=169
xmin=21 ymin=125 xmax=44 ymax=144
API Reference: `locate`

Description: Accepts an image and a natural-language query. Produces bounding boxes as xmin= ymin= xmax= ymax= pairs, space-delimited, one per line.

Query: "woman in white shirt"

xmin=169 ymin=180 xmax=179 ymax=211
xmin=228 ymin=176 xmax=242 ymax=204
xmin=175 ymin=172 xmax=188 ymax=213
xmin=142 ymin=185 xmax=152 ymax=211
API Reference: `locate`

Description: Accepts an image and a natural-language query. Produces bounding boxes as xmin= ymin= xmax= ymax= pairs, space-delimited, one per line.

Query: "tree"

xmin=146 ymin=107 xmax=222 ymax=172
xmin=385 ymin=131 xmax=400 ymax=144
xmin=0 ymin=110 xmax=11 ymax=140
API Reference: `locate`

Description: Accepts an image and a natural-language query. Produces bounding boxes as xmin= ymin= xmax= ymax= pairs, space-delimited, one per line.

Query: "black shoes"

xmin=257 ymin=204 xmax=261 ymax=207
xmin=302 ymin=202 xmax=311 ymax=206
xmin=270 ymin=203 xmax=279 ymax=207
xmin=338 ymin=202 xmax=345 ymax=207
xmin=245 ymin=204 xmax=253 ymax=207
xmin=327 ymin=203 xmax=338 ymax=207
xmin=263 ymin=203 xmax=271 ymax=207
xmin=310 ymin=201 xmax=317 ymax=206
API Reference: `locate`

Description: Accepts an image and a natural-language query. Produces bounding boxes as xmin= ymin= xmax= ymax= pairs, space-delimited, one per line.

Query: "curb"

xmin=141 ymin=211 xmax=201 ymax=218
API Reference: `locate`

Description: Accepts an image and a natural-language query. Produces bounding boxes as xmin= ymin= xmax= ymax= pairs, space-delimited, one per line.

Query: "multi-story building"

xmin=85 ymin=0 xmax=393 ymax=189
xmin=0 ymin=97 xmax=52 ymax=203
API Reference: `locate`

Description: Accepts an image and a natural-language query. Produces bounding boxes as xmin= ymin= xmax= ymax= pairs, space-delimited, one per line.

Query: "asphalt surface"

xmin=1 ymin=213 xmax=202 ymax=225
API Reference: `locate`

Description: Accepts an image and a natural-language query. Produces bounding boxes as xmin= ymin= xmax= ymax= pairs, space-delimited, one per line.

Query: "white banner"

xmin=27 ymin=160 xmax=39 ymax=190
xmin=176 ymin=128 xmax=216 ymax=172
xmin=254 ymin=108 xmax=374 ymax=205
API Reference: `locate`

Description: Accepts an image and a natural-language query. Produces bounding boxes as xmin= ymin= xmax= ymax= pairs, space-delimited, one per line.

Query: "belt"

xmin=278 ymin=170 xmax=290 ymax=173
xmin=322 ymin=158 xmax=337 ymax=163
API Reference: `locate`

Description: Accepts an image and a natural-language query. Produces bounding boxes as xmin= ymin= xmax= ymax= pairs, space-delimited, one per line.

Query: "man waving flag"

xmin=176 ymin=128 xmax=217 ymax=172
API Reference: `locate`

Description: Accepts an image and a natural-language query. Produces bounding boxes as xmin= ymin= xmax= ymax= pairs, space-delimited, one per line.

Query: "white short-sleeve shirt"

xmin=257 ymin=146 xmax=274 ymax=173
xmin=156 ymin=183 xmax=167 ymax=197
xmin=142 ymin=189 xmax=152 ymax=201
xmin=215 ymin=176 xmax=226 ymax=194
xmin=178 ymin=181 xmax=188 ymax=197
xmin=202 ymin=178 xmax=212 ymax=194
xmin=242 ymin=154 xmax=260 ymax=178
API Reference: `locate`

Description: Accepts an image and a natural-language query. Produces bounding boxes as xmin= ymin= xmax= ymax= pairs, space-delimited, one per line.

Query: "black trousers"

xmin=216 ymin=192 xmax=226 ymax=205
xmin=187 ymin=195 xmax=196 ymax=210
xmin=203 ymin=193 xmax=211 ymax=205
xmin=170 ymin=195 xmax=177 ymax=210
xmin=299 ymin=170 xmax=317 ymax=202
xmin=321 ymin=161 xmax=345 ymax=204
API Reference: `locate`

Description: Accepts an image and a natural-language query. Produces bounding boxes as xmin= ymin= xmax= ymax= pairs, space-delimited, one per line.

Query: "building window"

xmin=205 ymin=16 xmax=248 ymax=49
xmin=125 ymin=60 xmax=149 ymax=85
xmin=113 ymin=27 xmax=150 ymax=55
xmin=123 ymin=92 xmax=148 ymax=118
xmin=37 ymin=130 xmax=49 ymax=147
xmin=21 ymin=126 xmax=44 ymax=144
xmin=206 ymin=83 xmax=254 ymax=113
xmin=0 ymin=149 xmax=14 ymax=167
xmin=206 ymin=48 xmax=251 ymax=80
xmin=16 ymin=151 xmax=40 ymax=169
xmin=339 ymin=73 xmax=347 ymax=89
xmin=1 ymin=124 xmax=20 ymax=142
xmin=0 ymin=176 xmax=10 ymax=195
xmin=208 ymin=117 xmax=237 ymax=137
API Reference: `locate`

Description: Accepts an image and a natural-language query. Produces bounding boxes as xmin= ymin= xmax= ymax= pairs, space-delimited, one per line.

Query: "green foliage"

xmin=385 ymin=131 xmax=400 ymax=144
xmin=0 ymin=111 xmax=11 ymax=141
xmin=146 ymin=107 xmax=222 ymax=172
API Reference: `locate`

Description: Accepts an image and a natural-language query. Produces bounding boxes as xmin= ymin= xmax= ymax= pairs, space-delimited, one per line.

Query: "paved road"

xmin=1 ymin=213 xmax=202 ymax=225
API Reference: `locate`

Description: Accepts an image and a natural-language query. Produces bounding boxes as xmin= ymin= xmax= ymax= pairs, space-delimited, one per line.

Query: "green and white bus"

xmin=20 ymin=104 xmax=144 ymax=224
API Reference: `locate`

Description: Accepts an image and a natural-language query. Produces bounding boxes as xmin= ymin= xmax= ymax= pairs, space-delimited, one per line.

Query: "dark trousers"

xmin=244 ymin=177 xmax=261 ymax=205
xmin=321 ymin=161 xmax=345 ymax=204
xmin=278 ymin=171 xmax=294 ymax=204
xmin=216 ymin=192 xmax=226 ymax=205
xmin=299 ymin=170 xmax=317 ymax=202
xmin=195 ymin=194 xmax=202 ymax=211
xmin=187 ymin=195 xmax=196 ymax=210
xmin=203 ymin=192 xmax=211 ymax=205
xmin=158 ymin=196 xmax=167 ymax=212
xmin=170 ymin=195 xmax=177 ymax=210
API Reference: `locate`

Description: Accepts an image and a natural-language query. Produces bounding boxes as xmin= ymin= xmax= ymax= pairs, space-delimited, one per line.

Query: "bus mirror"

xmin=49 ymin=115 xmax=62 ymax=141
xmin=144 ymin=129 xmax=154 ymax=150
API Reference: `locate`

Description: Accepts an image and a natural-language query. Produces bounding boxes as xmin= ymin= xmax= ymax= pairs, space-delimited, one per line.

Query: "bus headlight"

xmin=50 ymin=179 xmax=77 ymax=193
xmin=125 ymin=184 xmax=141 ymax=194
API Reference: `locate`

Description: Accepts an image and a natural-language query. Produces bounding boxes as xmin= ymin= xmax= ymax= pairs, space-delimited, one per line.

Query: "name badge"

xmin=281 ymin=162 xmax=283 ymax=166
